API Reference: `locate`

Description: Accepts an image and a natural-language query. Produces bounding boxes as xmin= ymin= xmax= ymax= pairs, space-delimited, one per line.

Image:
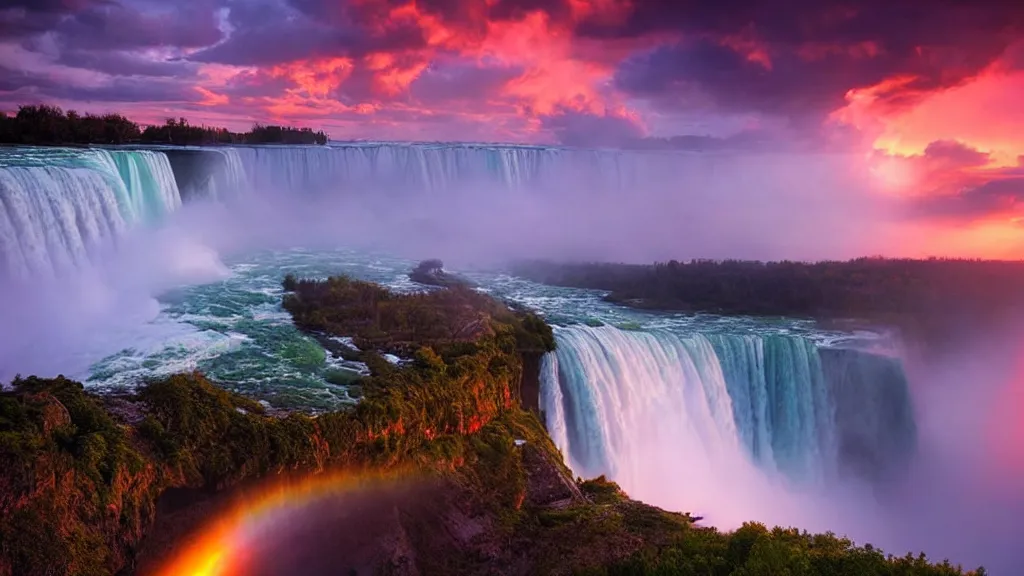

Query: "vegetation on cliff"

xmin=0 ymin=105 xmax=328 ymax=146
xmin=0 ymin=275 xmax=986 ymax=575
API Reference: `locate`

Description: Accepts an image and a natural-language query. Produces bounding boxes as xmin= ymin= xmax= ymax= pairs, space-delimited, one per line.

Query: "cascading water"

xmin=171 ymin=142 xmax=695 ymax=198
xmin=541 ymin=325 xmax=916 ymax=521
xmin=0 ymin=164 xmax=126 ymax=278
xmin=709 ymin=334 xmax=837 ymax=484
xmin=0 ymin=147 xmax=181 ymax=278
xmin=105 ymin=150 xmax=181 ymax=223
xmin=236 ymin=144 xmax=573 ymax=194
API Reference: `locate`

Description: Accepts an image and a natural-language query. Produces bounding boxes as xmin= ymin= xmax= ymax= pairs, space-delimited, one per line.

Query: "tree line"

xmin=511 ymin=256 xmax=1024 ymax=351
xmin=0 ymin=104 xmax=329 ymax=146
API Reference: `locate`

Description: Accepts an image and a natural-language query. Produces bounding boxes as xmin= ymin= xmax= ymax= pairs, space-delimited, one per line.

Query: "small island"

xmin=0 ymin=275 xmax=986 ymax=575
xmin=408 ymin=259 xmax=476 ymax=288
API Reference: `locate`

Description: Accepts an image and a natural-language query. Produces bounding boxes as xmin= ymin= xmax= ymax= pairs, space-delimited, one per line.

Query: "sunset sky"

xmin=2 ymin=0 xmax=1024 ymax=256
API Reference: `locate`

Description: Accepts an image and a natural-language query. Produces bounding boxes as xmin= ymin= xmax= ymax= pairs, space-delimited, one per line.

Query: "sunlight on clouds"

xmin=270 ymin=58 xmax=354 ymax=99
xmin=195 ymin=86 xmax=229 ymax=106
xmin=873 ymin=70 xmax=1024 ymax=169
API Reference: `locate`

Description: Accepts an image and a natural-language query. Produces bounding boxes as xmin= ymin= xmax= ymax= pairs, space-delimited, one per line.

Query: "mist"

xmin=154 ymin=148 xmax=904 ymax=268
xmin=0 ymin=147 xmax=901 ymax=382
xmin=882 ymin=323 xmax=1024 ymax=573
xmin=1 ymin=144 xmax=1020 ymax=572
xmin=545 ymin=321 xmax=1024 ymax=574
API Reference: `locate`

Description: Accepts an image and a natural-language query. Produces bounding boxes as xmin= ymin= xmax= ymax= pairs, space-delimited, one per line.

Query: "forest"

xmin=512 ymin=257 xmax=1024 ymax=349
xmin=0 ymin=104 xmax=329 ymax=146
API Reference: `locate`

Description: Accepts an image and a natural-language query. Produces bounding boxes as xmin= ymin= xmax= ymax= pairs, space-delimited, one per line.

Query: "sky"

xmin=2 ymin=0 xmax=1024 ymax=257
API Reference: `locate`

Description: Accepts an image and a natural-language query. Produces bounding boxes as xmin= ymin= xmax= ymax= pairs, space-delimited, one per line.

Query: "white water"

xmin=541 ymin=326 xmax=915 ymax=495
xmin=538 ymin=324 xmax=945 ymax=562
xmin=0 ymin=142 xmax=890 ymax=277
xmin=0 ymin=143 xmax=1020 ymax=571
xmin=0 ymin=148 xmax=180 ymax=279
xmin=231 ymin=143 xmax=637 ymax=196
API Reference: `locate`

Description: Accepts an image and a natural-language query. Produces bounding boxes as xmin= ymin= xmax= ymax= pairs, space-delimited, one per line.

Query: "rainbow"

xmin=154 ymin=468 xmax=417 ymax=576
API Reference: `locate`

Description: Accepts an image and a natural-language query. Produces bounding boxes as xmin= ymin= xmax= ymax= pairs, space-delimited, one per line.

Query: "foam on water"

xmin=76 ymin=248 xmax=899 ymax=414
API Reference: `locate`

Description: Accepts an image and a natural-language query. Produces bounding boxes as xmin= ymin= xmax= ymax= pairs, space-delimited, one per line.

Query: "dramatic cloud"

xmin=3 ymin=0 xmax=1024 ymax=253
xmin=57 ymin=51 xmax=199 ymax=78
xmin=541 ymin=106 xmax=644 ymax=147
xmin=914 ymin=178 xmax=1024 ymax=223
xmin=53 ymin=3 xmax=222 ymax=52
xmin=922 ymin=140 xmax=991 ymax=169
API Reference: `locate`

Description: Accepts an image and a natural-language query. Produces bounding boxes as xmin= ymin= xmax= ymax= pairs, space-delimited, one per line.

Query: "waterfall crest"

xmin=182 ymin=143 xmax=698 ymax=197
xmin=541 ymin=325 xmax=916 ymax=499
xmin=0 ymin=148 xmax=181 ymax=278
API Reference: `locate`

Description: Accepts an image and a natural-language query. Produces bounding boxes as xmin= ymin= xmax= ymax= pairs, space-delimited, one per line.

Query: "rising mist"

xmin=0 ymin=144 xmax=1020 ymax=573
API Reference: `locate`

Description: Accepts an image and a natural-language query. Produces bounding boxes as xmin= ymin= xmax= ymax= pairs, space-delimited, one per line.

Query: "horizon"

xmin=4 ymin=0 xmax=1024 ymax=258
xmin=6 ymin=3 xmax=1024 ymax=569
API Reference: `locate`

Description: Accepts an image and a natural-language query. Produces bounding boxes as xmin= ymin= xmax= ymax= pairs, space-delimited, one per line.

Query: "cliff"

xmin=0 ymin=277 xmax=985 ymax=576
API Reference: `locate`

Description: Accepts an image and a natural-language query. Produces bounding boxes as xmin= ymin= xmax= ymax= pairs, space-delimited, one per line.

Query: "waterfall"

xmin=216 ymin=148 xmax=250 ymax=199
xmin=541 ymin=325 xmax=916 ymax=498
xmin=709 ymin=334 xmax=837 ymax=483
xmin=175 ymin=143 xmax=694 ymax=197
xmin=230 ymin=144 xmax=569 ymax=195
xmin=0 ymin=147 xmax=181 ymax=279
xmin=105 ymin=150 xmax=182 ymax=223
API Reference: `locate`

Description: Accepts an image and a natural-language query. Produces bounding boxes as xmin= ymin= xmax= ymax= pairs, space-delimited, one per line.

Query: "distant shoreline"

xmin=1 ymin=104 xmax=329 ymax=146
xmin=512 ymin=257 xmax=1024 ymax=355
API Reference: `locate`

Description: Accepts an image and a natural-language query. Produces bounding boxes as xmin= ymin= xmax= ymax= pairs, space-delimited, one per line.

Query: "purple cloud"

xmin=911 ymin=177 xmax=1024 ymax=221
xmin=596 ymin=0 xmax=1021 ymax=129
xmin=923 ymin=140 xmax=991 ymax=169
xmin=0 ymin=66 xmax=202 ymax=104
xmin=189 ymin=0 xmax=425 ymax=67
xmin=57 ymin=50 xmax=199 ymax=78
xmin=541 ymin=107 xmax=644 ymax=147
xmin=52 ymin=1 xmax=222 ymax=51
xmin=409 ymin=57 xmax=522 ymax=104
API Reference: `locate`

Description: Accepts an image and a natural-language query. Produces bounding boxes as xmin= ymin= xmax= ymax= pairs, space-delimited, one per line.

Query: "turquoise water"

xmin=83 ymin=247 xmax=892 ymax=411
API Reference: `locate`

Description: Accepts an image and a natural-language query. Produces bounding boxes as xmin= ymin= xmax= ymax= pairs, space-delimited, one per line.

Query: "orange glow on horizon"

xmin=868 ymin=153 xmax=918 ymax=193
xmin=870 ymin=70 xmax=1024 ymax=169
xmin=155 ymin=469 xmax=417 ymax=576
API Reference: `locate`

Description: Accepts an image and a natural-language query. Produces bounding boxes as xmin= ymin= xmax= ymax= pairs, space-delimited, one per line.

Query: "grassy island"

xmin=0 ymin=276 xmax=985 ymax=575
